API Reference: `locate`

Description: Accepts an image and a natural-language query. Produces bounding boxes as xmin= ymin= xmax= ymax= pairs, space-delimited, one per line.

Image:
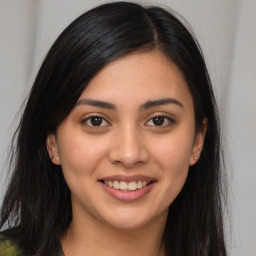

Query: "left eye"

xmin=83 ymin=116 xmax=109 ymax=127
xmin=146 ymin=116 xmax=173 ymax=127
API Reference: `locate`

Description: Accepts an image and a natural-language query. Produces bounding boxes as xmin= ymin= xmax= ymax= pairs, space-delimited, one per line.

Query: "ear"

xmin=46 ymin=134 xmax=61 ymax=165
xmin=189 ymin=118 xmax=207 ymax=166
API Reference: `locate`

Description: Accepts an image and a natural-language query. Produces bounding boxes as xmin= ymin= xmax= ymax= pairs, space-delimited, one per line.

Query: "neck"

xmin=61 ymin=210 xmax=167 ymax=256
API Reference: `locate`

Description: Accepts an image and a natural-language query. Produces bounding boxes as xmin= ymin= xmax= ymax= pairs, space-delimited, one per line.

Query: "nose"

xmin=108 ymin=125 xmax=149 ymax=168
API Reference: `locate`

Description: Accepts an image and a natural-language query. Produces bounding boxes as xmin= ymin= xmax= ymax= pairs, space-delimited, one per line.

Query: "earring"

xmin=51 ymin=156 xmax=56 ymax=161
xmin=194 ymin=157 xmax=197 ymax=160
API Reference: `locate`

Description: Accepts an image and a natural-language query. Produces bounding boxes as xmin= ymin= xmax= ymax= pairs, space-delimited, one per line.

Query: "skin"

xmin=47 ymin=50 xmax=206 ymax=256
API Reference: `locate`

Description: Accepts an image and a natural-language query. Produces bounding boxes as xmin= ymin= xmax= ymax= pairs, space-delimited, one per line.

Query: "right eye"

xmin=145 ymin=115 xmax=174 ymax=127
xmin=82 ymin=116 xmax=110 ymax=127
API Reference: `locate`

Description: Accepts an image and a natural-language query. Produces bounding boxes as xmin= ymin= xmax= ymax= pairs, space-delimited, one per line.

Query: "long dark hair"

xmin=0 ymin=2 xmax=227 ymax=255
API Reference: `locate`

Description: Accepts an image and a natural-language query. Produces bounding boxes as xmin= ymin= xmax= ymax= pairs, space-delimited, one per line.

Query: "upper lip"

xmin=99 ymin=175 xmax=156 ymax=183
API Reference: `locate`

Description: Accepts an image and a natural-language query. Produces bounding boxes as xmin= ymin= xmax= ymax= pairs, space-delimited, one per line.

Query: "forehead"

xmin=79 ymin=51 xmax=193 ymax=109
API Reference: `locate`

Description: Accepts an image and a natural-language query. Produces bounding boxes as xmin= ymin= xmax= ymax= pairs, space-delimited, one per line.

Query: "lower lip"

xmin=100 ymin=182 xmax=155 ymax=202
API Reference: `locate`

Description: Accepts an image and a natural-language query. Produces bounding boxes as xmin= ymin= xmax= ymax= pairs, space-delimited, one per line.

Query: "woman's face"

xmin=47 ymin=51 xmax=205 ymax=230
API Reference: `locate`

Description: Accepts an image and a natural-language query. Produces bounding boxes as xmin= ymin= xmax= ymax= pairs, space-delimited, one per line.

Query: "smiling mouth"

xmin=99 ymin=180 xmax=154 ymax=191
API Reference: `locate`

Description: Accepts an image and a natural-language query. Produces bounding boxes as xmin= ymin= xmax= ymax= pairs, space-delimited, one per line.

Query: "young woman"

xmin=0 ymin=2 xmax=227 ymax=256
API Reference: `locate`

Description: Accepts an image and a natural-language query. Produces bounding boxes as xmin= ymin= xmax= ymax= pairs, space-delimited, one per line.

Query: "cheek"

xmin=57 ymin=132 xmax=108 ymax=177
xmin=151 ymin=133 xmax=194 ymax=171
xmin=149 ymin=132 xmax=194 ymax=203
xmin=57 ymin=134 xmax=109 ymax=204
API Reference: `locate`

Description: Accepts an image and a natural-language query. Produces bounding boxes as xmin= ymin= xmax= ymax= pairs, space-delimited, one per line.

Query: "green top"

xmin=0 ymin=236 xmax=22 ymax=256
xmin=0 ymin=236 xmax=64 ymax=256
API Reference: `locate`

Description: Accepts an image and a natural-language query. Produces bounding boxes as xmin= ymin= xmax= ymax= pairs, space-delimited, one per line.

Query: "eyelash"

xmin=81 ymin=116 xmax=110 ymax=127
xmin=81 ymin=115 xmax=174 ymax=128
xmin=145 ymin=116 xmax=174 ymax=127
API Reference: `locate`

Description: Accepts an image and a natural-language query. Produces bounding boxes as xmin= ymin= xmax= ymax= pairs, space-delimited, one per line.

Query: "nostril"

xmin=107 ymin=139 xmax=149 ymax=168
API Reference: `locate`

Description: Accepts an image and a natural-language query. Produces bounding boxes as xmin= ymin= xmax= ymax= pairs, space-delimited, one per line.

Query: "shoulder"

xmin=0 ymin=235 xmax=23 ymax=256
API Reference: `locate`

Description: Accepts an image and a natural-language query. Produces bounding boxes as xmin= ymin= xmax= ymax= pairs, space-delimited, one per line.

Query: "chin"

xmin=106 ymin=217 xmax=150 ymax=231
xmin=101 ymin=207 xmax=167 ymax=231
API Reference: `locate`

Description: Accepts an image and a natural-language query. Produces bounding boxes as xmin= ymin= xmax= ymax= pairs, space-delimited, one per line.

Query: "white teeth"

xmin=103 ymin=180 xmax=152 ymax=191
xmin=128 ymin=181 xmax=137 ymax=191
xmin=137 ymin=181 xmax=142 ymax=189
xmin=120 ymin=181 xmax=128 ymax=190
xmin=112 ymin=181 xmax=120 ymax=189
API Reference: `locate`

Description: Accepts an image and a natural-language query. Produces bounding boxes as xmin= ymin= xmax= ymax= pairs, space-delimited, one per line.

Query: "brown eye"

xmin=146 ymin=116 xmax=174 ymax=127
xmin=83 ymin=116 xmax=109 ymax=127
xmin=152 ymin=116 xmax=164 ymax=126
xmin=90 ymin=116 xmax=103 ymax=126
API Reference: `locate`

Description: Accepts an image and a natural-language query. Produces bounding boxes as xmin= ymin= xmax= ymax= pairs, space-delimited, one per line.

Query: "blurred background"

xmin=0 ymin=0 xmax=255 ymax=255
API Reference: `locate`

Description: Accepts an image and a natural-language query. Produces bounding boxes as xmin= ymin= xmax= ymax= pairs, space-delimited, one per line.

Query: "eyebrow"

xmin=76 ymin=97 xmax=183 ymax=110
xmin=76 ymin=99 xmax=116 ymax=110
xmin=139 ymin=98 xmax=184 ymax=111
